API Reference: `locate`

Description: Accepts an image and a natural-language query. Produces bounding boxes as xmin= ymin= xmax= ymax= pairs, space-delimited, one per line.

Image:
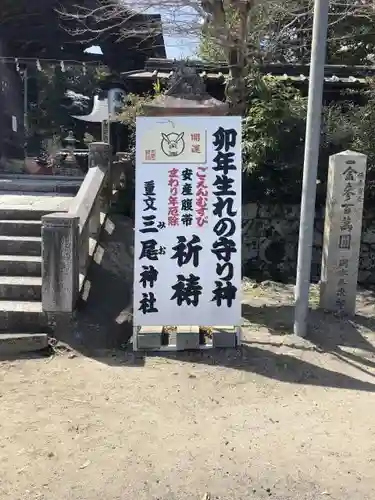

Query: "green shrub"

xmin=119 ymin=75 xmax=375 ymax=207
xmin=242 ymin=76 xmax=375 ymax=205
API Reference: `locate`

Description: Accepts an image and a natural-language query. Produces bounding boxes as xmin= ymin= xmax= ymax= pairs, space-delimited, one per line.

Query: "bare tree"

xmin=59 ymin=0 xmax=375 ymax=113
xmin=59 ymin=0 xmax=263 ymax=111
xmin=262 ymin=0 xmax=375 ymax=65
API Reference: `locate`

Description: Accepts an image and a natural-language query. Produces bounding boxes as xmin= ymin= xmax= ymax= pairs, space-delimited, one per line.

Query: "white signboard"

xmin=134 ymin=116 xmax=242 ymax=326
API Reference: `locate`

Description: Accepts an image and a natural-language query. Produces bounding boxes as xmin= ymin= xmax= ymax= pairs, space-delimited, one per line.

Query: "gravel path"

xmin=1 ymin=278 xmax=375 ymax=500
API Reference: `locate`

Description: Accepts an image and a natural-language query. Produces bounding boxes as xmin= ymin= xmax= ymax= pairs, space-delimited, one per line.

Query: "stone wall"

xmin=0 ymin=40 xmax=25 ymax=173
xmin=242 ymin=203 xmax=375 ymax=285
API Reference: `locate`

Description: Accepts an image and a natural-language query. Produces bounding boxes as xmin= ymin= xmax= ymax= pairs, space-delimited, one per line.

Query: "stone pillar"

xmin=42 ymin=213 xmax=80 ymax=313
xmin=88 ymin=142 xmax=110 ymax=170
xmin=89 ymin=142 xmax=111 ymax=209
xmin=320 ymin=150 xmax=367 ymax=315
xmin=89 ymin=198 xmax=101 ymax=238
xmin=101 ymin=120 xmax=110 ymax=144
xmin=79 ymin=223 xmax=90 ymax=275
xmin=113 ymin=152 xmax=131 ymax=188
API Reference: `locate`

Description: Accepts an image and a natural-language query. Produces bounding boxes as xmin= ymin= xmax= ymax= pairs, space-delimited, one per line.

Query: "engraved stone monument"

xmin=320 ymin=150 xmax=367 ymax=315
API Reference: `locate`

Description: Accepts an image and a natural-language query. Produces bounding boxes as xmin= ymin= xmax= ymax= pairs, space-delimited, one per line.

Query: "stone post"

xmin=89 ymin=197 xmax=101 ymax=238
xmin=320 ymin=150 xmax=367 ymax=315
xmin=113 ymin=152 xmax=131 ymax=188
xmin=79 ymin=223 xmax=90 ymax=275
xmin=42 ymin=213 xmax=80 ymax=313
xmin=101 ymin=120 xmax=110 ymax=144
xmin=89 ymin=142 xmax=111 ymax=209
xmin=88 ymin=142 xmax=110 ymax=170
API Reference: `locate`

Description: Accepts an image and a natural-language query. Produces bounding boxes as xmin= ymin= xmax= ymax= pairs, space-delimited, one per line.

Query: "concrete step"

xmin=0 ymin=301 xmax=47 ymax=332
xmin=0 ymin=178 xmax=81 ymax=195
xmin=0 ymin=194 xmax=73 ymax=220
xmin=0 ymin=173 xmax=84 ymax=181
xmin=0 ymin=255 xmax=41 ymax=277
xmin=0 ymin=236 xmax=41 ymax=256
xmin=0 ymin=208 xmax=49 ymax=221
xmin=0 ymin=220 xmax=41 ymax=237
xmin=0 ymin=333 xmax=48 ymax=356
xmin=0 ymin=276 xmax=41 ymax=301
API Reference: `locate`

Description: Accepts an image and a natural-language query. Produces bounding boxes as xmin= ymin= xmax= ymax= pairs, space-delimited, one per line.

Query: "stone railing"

xmin=41 ymin=142 xmax=130 ymax=314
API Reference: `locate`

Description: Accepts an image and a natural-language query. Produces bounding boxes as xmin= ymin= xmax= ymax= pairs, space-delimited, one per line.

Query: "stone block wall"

xmin=242 ymin=203 xmax=375 ymax=285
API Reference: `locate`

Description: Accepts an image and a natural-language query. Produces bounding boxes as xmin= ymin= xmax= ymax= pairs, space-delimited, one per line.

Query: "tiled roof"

xmin=72 ymin=96 xmax=109 ymax=123
xmin=122 ymin=58 xmax=375 ymax=85
xmin=123 ymin=70 xmax=367 ymax=84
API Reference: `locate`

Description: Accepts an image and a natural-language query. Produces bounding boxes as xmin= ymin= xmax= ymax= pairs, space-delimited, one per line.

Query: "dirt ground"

xmin=1 ymin=281 xmax=375 ymax=500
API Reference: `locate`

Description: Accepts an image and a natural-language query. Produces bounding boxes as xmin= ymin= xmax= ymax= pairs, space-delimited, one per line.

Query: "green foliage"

xmin=243 ymin=77 xmax=307 ymax=172
xmin=199 ymin=34 xmax=226 ymax=63
xmin=112 ymin=81 xmax=164 ymax=216
xmin=242 ymin=77 xmax=307 ymax=202
xmin=198 ymin=6 xmax=238 ymax=63
xmin=117 ymin=93 xmax=153 ymax=125
xmin=27 ymin=64 xmax=108 ymax=154
xmin=117 ymin=79 xmax=164 ymax=159
xmin=322 ymin=82 xmax=375 ymax=201
xmin=118 ymin=79 xmax=163 ymax=126
xmin=242 ymin=76 xmax=375 ymax=204
xmin=117 ymin=74 xmax=375 ymax=206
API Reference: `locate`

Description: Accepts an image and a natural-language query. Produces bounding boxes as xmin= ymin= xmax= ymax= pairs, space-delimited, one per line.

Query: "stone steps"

xmin=0 ymin=212 xmax=47 ymax=350
xmin=0 ymin=195 xmax=74 ymax=355
xmin=0 ymin=276 xmax=42 ymax=301
xmin=0 ymin=333 xmax=48 ymax=356
xmin=0 ymin=173 xmax=84 ymax=181
xmin=0 ymin=208 xmax=50 ymax=221
xmin=0 ymin=300 xmax=48 ymax=333
xmin=0 ymin=236 xmax=41 ymax=256
xmin=0 ymin=255 xmax=41 ymax=277
xmin=0 ymin=176 xmax=82 ymax=195
xmin=0 ymin=220 xmax=41 ymax=237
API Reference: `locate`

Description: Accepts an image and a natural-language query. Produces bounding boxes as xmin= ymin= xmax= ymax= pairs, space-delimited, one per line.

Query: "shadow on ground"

xmin=150 ymin=343 xmax=375 ymax=392
xmin=72 ymin=303 xmax=375 ymax=393
xmin=242 ymin=303 xmax=375 ymax=375
xmin=138 ymin=301 xmax=375 ymax=391
xmin=50 ymin=214 xmax=375 ymax=390
xmin=52 ymin=214 xmax=135 ymax=359
xmin=130 ymin=301 xmax=375 ymax=391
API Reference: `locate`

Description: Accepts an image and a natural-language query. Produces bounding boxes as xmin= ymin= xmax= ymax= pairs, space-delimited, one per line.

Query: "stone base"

xmin=135 ymin=325 xmax=240 ymax=351
xmin=171 ymin=326 xmax=200 ymax=350
xmin=137 ymin=326 xmax=162 ymax=349
xmin=320 ymin=280 xmax=355 ymax=316
xmin=212 ymin=326 xmax=238 ymax=348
